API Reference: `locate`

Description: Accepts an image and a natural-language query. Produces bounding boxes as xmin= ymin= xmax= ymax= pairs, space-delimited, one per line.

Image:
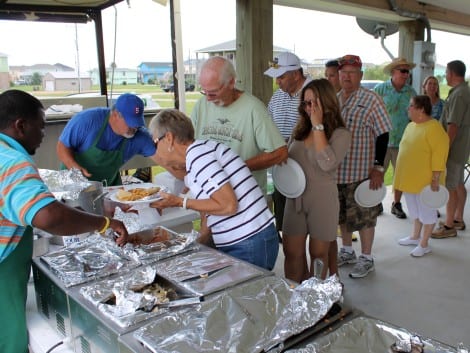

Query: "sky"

xmin=1 ymin=0 xmax=470 ymax=72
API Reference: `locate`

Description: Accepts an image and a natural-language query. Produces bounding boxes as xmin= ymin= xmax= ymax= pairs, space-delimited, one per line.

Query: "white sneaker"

xmin=410 ymin=245 xmax=432 ymax=257
xmin=398 ymin=237 xmax=420 ymax=246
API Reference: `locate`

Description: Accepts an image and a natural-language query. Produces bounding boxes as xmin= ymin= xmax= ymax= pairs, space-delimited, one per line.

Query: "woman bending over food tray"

xmin=147 ymin=109 xmax=279 ymax=270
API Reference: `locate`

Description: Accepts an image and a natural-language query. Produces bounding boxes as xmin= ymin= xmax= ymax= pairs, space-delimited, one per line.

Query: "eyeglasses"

xmin=301 ymin=100 xmax=314 ymax=108
xmin=154 ymin=133 xmax=166 ymax=147
xmin=397 ymin=68 xmax=410 ymax=74
xmin=118 ymin=113 xmax=139 ymax=135
xmin=200 ymin=83 xmax=225 ymax=97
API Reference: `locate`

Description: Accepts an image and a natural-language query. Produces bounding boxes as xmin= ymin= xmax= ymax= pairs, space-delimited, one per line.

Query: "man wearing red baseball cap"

xmin=336 ymin=54 xmax=393 ymax=278
xmin=57 ymin=93 xmax=156 ymax=185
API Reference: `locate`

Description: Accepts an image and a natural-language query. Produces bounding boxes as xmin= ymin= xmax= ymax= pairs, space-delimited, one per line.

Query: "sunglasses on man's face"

xmin=396 ymin=68 xmax=410 ymax=74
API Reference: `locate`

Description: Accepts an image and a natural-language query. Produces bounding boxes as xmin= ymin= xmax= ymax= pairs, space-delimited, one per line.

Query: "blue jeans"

xmin=220 ymin=223 xmax=279 ymax=270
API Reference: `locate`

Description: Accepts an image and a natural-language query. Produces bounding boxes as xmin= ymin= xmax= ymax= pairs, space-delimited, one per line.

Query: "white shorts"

xmin=403 ymin=192 xmax=438 ymax=225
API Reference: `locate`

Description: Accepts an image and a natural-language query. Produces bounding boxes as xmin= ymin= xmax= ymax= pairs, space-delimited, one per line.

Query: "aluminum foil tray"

xmin=285 ymin=316 xmax=463 ymax=353
xmin=40 ymin=234 xmax=140 ymax=287
xmin=79 ymin=265 xmax=200 ymax=328
xmin=154 ymin=246 xmax=268 ymax=296
xmin=122 ymin=226 xmax=198 ymax=264
xmin=133 ymin=275 xmax=342 ymax=353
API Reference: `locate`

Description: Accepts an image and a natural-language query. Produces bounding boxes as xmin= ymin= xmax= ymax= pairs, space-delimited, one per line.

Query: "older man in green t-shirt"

xmin=191 ymin=56 xmax=288 ymax=195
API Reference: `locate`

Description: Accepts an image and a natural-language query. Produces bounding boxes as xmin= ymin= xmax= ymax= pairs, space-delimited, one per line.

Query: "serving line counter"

xmin=27 ymin=219 xmax=348 ymax=353
xmin=28 ymin=235 xmax=464 ymax=353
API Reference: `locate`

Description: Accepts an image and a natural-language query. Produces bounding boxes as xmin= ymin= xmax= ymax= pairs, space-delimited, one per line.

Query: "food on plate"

xmin=115 ymin=186 xmax=161 ymax=201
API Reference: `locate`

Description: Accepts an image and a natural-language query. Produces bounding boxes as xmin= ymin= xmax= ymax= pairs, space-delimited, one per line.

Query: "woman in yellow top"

xmin=394 ymin=95 xmax=449 ymax=257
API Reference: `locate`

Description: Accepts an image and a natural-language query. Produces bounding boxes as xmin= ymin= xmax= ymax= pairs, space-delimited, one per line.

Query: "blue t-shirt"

xmin=59 ymin=108 xmax=156 ymax=163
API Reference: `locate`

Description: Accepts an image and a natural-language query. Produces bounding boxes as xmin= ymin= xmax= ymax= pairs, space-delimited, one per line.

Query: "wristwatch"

xmin=312 ymin=124 xmax=324 ymax=131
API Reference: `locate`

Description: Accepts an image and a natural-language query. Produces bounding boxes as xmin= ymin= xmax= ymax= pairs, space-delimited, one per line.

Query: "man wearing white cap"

xmin=264 ymin=52 xmax=311 ymax=241
xmin=374 ymin=58 xmax=417 ymax=219
xmin=191 ymin=56 xmax=288 ymax=195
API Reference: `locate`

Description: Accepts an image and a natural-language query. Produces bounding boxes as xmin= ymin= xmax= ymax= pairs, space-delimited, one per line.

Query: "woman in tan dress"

xmin=282 ymin=79 xmax=351 ymax=281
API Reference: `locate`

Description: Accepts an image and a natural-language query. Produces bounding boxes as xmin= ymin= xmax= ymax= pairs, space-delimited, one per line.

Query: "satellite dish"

xmin=356 ymin=18 xmax=399 ymax=38
xmin=356 ymin=18 xmax=398 ymax=59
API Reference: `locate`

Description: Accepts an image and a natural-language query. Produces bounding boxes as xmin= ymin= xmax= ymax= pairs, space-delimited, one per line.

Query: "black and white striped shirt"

xmin=185 ymin=140 xmax=274 ymax=247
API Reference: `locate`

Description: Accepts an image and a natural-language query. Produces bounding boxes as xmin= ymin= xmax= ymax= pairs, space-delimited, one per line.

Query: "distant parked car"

xmin=361 ymin=80 xmax=383 ymax=90
xmin=163 ymin=82 xmax=195 ymax=92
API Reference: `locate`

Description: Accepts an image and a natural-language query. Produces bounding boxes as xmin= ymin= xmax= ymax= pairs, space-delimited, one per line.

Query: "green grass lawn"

xmin=384 ymin=164 xmax=393 ymax=186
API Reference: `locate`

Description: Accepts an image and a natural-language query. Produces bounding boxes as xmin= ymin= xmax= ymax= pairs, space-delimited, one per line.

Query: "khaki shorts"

xmin=383 ymin=147 xmax=399 ymax=172
xmin=338 ymin=180 xmax=381 ymax=233
xmin=446 ymin=160 xmax=465 ymax=190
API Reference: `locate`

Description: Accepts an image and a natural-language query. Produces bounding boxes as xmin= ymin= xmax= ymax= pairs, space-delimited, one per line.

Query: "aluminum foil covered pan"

xmin=285 ymin=316 xmax=463 ymax=353
xmin=154 ymin=247 xmax=267 ymax=296
xmin=133 ymin=275 xmax=342 ymax=353
xmin=40 ymin=234 xmax=140 ymax=287
xmin=79 ymin=265 xmax=200 ymax=328
xmin=122 ymin=226 xmax=198 ymax=263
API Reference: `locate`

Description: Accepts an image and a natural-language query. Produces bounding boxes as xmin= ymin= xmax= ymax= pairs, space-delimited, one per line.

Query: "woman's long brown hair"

xmin=293 ymin=78 xmax=346 ymax=141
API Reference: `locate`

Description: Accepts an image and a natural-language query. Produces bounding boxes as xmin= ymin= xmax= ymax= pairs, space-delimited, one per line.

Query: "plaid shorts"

xmin=337 ymin=180 xmax=381 ymax=232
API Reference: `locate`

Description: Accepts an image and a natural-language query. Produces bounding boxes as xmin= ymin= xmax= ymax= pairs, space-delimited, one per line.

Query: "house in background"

xmin=0 ymin=52 xmax=9 ymax=89
xmin=10 ymin=63 xmax=74 ymax=84
xmin=137 ymin=62 xmax=173 ymax=84
xmin=42 ymin=71 xmax=92 ymax=91
xmin=195 ymin=40 xmax=293 ymax=83
xmin=89 ymin=67 xmax=138 ymax=85
xmin=196 ymin=39 xmax=291 ymax=66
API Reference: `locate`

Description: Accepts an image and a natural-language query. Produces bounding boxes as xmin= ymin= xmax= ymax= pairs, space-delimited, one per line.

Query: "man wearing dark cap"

xmin=336 ymin=54 xmax=392 ymax=278
xmin=374 ymin=57 xmax=417 ymax=219
xmin=57 ymin=93 xmax=156 ymax=185
xmin=264 ymin=52 xmax=311 ymax=241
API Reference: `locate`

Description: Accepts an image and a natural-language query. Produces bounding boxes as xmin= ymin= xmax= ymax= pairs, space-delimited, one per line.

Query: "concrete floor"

xmin=273 ymin=184 xmax=470 ymax=348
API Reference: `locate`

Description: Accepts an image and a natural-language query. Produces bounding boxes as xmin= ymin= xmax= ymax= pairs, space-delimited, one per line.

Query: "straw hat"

xmin=383 ymin=57 xmax=416 ymax=75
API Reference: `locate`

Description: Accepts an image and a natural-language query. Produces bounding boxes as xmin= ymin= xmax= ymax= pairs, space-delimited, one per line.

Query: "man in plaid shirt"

xmin=335 ymin=55 xmax=393 ymax=278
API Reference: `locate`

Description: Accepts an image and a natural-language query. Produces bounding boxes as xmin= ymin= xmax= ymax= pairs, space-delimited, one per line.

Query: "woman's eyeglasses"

xmin=301 ymin=100 xmax=314 ymax=108
xmin=154 ymin=133 xmax=166 ymax=147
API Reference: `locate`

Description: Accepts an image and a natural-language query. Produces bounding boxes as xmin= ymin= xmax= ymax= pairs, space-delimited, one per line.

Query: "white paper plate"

xmin=108 ymin=183 xmax=167 ymax=205
xmin=354 ymin=180 xmax=387 ymax=208
xmin=419 ymin=185 xmax=449 ymax=209
xmin=272 ymin=158 xmax=306 ymax=198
